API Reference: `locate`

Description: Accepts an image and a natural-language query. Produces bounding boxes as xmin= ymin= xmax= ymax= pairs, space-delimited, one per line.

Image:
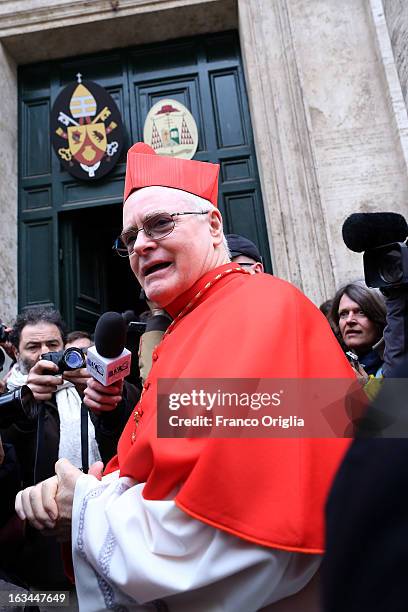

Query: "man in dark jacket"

xmin=1 ymin=307 xmax=138 ymax=589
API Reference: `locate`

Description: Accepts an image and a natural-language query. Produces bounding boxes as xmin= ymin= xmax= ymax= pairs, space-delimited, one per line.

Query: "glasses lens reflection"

xmin=145 ymin=214 xmax=175 ymax=239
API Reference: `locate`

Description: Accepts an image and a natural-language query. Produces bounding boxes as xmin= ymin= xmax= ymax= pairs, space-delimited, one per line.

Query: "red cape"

xmin=105 ymin=264 xmax=354 ymax=553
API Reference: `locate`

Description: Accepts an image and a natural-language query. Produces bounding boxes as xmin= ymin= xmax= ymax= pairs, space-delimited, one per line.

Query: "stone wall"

xmin=292 ymin=0 xmax=408 ymax=290
xmin=0 ymin=0 xmax=237 ymax=64
xmin=383 ymin=0 xmax=408 ymax=108
xmin=0 ymin=42 xmax=17 ymax=324
xmin=240 ymin=0 xmax=408 ymax=303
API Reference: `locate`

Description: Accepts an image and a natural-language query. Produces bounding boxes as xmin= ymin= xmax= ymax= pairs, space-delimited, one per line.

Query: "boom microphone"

xmin=86 ymin=312 xmax=131 ymax=386
xmin=342 ymin=212 xmax=408 ymax=253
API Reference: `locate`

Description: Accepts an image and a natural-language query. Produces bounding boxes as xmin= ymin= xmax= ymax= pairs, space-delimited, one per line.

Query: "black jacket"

xmin=322 ymin=359 xmax=408 ymax=612
xmin=0 ymin=382 xmax=139 ymax=589
xmin=1 ymin=381 xmax=139 ymax=486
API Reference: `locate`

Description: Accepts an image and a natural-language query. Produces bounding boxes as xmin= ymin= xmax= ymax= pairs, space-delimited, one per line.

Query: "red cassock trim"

xmin=105 ymin=264 xmax=354 ymax=553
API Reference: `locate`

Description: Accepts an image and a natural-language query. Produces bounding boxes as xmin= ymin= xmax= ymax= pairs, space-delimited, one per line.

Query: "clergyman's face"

xmin=18 ymin=322 xmax=64 ymax=374
xmin=123 ymin=186 xmax=221 ymax=307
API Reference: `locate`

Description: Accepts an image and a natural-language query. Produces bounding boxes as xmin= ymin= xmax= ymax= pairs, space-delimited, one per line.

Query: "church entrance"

xmin=18 ymin=31 xmax=270 ymax=331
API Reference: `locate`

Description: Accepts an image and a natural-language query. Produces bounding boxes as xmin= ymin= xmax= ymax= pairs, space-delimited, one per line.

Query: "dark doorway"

xmin=59 ymin=204 xmax=144 ymax=332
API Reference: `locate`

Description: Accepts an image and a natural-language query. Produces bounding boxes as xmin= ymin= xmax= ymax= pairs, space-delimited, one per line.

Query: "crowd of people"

xmin=0 ymin=141 xmax=406 ymax=611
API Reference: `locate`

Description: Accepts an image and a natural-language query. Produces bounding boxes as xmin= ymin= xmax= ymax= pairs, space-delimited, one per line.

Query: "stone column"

xmin=238 ymin=0 xmax=335 ymax=304
xmin=370 ymin=0 xmax=408 ymax=172
xmin=238 ymin=0 xmax=408 ymax=304
xmin=0 ymin=42 xmax=18 ymax=324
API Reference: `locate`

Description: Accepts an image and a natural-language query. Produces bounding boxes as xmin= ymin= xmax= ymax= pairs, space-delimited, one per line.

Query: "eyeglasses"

xmin=113 ymin=210 xmax=210 ymax=257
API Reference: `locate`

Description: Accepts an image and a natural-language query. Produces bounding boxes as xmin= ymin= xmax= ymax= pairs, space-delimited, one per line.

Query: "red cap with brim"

xmin=123 ymin=142 xmax=219 ymax=207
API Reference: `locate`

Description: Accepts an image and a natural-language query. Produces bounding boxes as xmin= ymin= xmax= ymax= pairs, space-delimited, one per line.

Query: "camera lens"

xmin=63 ymin=347 xmax=85 ymax=370
xmin=379 ymin=248 xmax=403 ymax=285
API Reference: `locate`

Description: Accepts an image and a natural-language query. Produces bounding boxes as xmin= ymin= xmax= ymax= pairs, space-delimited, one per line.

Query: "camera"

xmin=364 ymin=242 xmax=408 ymax=290
xmin=41 ymin=347 xmax=86 ymax=374
xmin=0 ymin=323 xmax=9 ymax=343
xmin=0 ymin=385 xmax=35 ymax=428
xmin=342 ymin=212 xmax=408 ymax=290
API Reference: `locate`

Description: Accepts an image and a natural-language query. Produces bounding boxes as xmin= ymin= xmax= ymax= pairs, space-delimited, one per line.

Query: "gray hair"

xmin=180 ymin=192 xmax=231 ymax=259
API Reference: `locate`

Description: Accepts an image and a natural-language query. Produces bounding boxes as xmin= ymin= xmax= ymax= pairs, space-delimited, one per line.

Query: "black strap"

xmin=80 ymin=402 xmax=89 ymax=474
xmin=33 ymin=404 xmax=45 ymax=484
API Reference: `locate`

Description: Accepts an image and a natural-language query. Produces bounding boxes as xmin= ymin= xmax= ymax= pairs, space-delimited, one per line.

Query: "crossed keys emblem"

xmin=51 ymin=74 xmax=123 ymax=179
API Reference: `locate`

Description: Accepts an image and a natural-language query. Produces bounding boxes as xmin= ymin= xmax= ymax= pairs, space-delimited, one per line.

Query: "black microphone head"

xmin=95 ymin=312 xmax=126 ymax=358
xmin=342 ymin=212 xmax=408 ymax=252
xmin=121 ymin=310 xmax=136 ymax=326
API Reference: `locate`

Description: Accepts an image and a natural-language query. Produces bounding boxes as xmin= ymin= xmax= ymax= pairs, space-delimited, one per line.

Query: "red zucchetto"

xmin=123 ymin=142 xmax=220 ymax=206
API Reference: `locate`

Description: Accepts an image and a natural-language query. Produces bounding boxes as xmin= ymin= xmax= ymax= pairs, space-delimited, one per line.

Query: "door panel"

xmin=23 ymin=100 xmax=51 ymax=178
xmin=21 ymin=220 xmax=54 ymax=309
xmin=211 ymin=71 xmax=246 ymax=148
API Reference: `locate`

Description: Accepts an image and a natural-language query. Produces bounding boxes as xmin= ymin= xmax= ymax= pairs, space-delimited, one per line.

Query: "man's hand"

xmin=63 ymin=367 xmax=91 ymax=397
xmin=52 ymin=458 xmax=87 ymax=540
xmin=83 ymin=377 xmax=124 ymax=414
xmin=15 ymin=459 xmax=104 ymax=540
xmin=26 ymin=359 xmax=63 ymax=401
xmin=15 ymin=475 xmax=59 ymax=531
xmin=0 ymin=379 xmax=7 ymax=395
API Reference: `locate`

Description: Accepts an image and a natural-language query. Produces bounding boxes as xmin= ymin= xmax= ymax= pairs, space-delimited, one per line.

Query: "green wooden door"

xmin=18 ymin=31 xmax=271 ymax=331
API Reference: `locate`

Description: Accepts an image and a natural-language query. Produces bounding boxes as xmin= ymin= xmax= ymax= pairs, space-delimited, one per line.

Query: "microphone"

xmin=86 ymin=312 xmax=132 ymax=386
xmin=342 ymin=212 xmax=408 ymax=252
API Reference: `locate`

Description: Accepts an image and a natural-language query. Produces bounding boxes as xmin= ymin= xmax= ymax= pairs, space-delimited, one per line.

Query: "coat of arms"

xmin=51 ymin=75 xmax=124 ymax=180
xmin=143 ymin=99 xmax=198 ymax=160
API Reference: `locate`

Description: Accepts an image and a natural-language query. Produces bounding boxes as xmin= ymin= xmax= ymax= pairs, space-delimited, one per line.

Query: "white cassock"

xmin=72 ymin=472 xmax=321 ymax=612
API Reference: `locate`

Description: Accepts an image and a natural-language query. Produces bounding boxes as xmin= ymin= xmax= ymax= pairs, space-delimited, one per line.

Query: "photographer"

xmin=0 ymin=309 xmax=100 ymax=591
xmin=2 ymin=308 xmax=102 ymax=485
xmin=1 ymin=309 xmax=139 ymax=591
